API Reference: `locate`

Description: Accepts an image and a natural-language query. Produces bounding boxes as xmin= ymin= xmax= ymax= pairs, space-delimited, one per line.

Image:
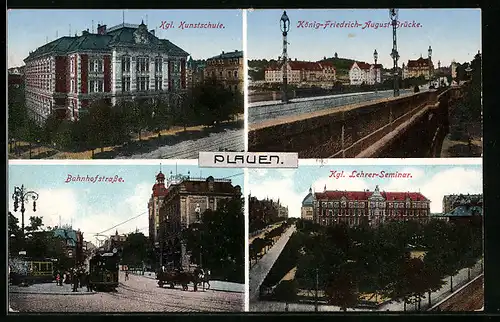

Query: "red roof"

xmin=266 ymin=60 xmax=336 ymax=72
xmin=407 ymin=57 xmax=432 ymax=68
xmin=354 ymin=62 xmax=372 ymax=70
xmin=288 ymin=61 xmax=323 ymax=71
xmin=315 ymin=190 xmax=428 ymax=201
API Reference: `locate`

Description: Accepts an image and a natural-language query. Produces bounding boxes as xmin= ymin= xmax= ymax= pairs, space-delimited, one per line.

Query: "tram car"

xmin=9 ymin=257 xmax=55 ymax=286
xmin=89 ymin=251 xmax=119 ymax=291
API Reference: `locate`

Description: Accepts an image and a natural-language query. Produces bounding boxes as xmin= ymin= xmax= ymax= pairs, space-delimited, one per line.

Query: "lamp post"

xmin=373 ymin=49 xmax=378 ymax=94
xmin=280 ymin=11 xmax=290 ymax=103
xmin=428 ymin=45 xmax=433 ymax=88
xmin=12 ymin=185 xmax=39 ymax=253
xmin=389 ymin=9 xmax=400 ymax=97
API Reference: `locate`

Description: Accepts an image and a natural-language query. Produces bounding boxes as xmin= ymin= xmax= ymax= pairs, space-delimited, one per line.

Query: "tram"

xmin=9 ymin=257 xmax=55 ymax=285
xmin=88 ymin=250 xmax=120 ymax=291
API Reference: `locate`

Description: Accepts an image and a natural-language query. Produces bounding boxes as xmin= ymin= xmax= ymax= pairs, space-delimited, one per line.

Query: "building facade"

xmin=8 ymin=67 xmax=24 ymax=87
xmin=154 ymin=173 xmax=241 ymax=268
xmin=148 ymin=171 xmax=169 ymax=245
xmin=313 ymin=185 xmax=430 ymax=227
xmin=186 ymin=57 xmax=206 ymax=89
xmin=264 ymin=60 xmax=336 ymax=85
xmin=349 ymin=62 xmax=382 ymax=85
xmin=23 ymin=21 xmax=189 ymax=125
xmin=301 ymin=187 xmax=314 ymax=221
xmin=53 ymin=227 xmax=84 ymax=265
xmin=402 ymin=56 xmax=434 ymax=80
xmin=102 ymin=230 xmax=127 ymax=253
xmin=203 ymin=50 xmax=243 ymax=93
xmin=442 ymin=194 xmax=483 ymax=225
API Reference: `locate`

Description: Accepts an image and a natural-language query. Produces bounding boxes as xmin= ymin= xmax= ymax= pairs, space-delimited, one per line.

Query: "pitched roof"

xmin=315 ymin=190 xmax=429 ymax=201
xmin=208 ymin=50 xmax=243 ymax=60
xmin=25 ymin=24 xmax=188 ymax=62
xmin=289 ymin=61 xmax=323 ymax=71
xmin=407 ymin=57 xmax=432 ymax=68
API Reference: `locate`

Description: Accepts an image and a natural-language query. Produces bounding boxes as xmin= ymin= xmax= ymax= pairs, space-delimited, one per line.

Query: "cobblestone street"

xmin=9 ymin=272 xmax=244 ymax=312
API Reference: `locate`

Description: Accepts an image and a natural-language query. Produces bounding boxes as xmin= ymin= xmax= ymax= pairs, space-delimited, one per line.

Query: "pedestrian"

xmin=125 ymin=271 xmax=129 ymax=281
xmin=86 ymin=272 xmax=92 ymax=292
xmin=56 ymin=273 xmax=61 ymax=286
xmin=72 ymin=272 xmax=78 ymax=292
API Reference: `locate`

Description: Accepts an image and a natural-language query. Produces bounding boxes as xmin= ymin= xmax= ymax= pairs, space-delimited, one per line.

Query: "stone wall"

xmin=248 ymin=87 xmax=464 ymax=158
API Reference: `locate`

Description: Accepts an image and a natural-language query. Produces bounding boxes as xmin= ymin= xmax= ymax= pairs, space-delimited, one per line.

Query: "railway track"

xmin=430 ymin=274 xmax=484 ymax=311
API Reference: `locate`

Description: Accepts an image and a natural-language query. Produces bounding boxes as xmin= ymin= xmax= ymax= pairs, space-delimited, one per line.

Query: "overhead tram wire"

xmin=97 ymin=211 xmax=148 ymax=236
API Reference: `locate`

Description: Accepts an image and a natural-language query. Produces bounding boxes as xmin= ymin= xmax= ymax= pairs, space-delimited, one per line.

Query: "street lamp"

xmin=373 ymin=49 xmax=378 ymax=94
xmin=389 ymin=9 xmax=400 ymax=97
xmin=12 ymin=185 xmax=39 ymax=252
xmin=280 ymin=10 xmax=290 ymax=103
xmin=428 ymin=45 xmax=433 ymax=88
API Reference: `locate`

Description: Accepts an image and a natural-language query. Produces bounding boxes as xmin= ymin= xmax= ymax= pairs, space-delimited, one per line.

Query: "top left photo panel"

xmin=7 ymin=9 xmax=244 ymax=160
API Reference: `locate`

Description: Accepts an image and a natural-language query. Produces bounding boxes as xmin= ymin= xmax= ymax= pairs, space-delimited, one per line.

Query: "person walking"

xmin=56 ymin=273 xmax=61 ymax=286
xmin=72 ymin=272 xmax=78 ymax=292
xmin=86 ymin=272 xmax=92 ymax=292
xmin=125 ymin=271 xmax=129 ymax=281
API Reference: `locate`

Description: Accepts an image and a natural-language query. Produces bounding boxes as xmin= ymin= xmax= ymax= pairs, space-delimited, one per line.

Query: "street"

xmin=117 ymin=128 xmax=244 ymax=159
xmin=249 ymin=225 xmax=296 ymax=302
xmin=9 ymin=271 xmax=244 ymax=312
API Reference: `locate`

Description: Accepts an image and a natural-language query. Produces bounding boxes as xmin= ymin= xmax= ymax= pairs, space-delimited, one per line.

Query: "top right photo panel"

xmin=247 ymin=9 xmax=482 ymax=159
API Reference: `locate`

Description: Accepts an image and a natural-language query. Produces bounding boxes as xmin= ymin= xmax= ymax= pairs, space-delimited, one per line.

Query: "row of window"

xmin=317 ymin=201 xmax=429 ymax=209
xmin=121 ymin=57 xmax=181 ymax=74
xmin=208 ymin=58 xmax=241 ymax=66
xmin=318 ymin=209 xmax=429 ymax=217
xmin=66 ymin=76 xmax=183 ymax=94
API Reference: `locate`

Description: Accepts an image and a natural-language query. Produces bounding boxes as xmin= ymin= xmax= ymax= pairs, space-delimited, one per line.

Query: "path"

xmin=249 ymin=225 xmax=296 ymax=302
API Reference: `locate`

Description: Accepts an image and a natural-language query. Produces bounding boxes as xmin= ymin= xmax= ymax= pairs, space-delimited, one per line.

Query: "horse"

xmin=201 ymin=269 xmax=211 ymax=290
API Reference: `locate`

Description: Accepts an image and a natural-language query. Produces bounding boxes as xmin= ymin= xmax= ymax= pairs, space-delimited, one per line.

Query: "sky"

xmin=7 ymin=9 xmax=243 ymax=68
xmin=248 ymin=164 xmax=482 ymax=218
xmin=247 ymin=9 xmax=481 ymax=68
xmin=7 ymin=164 xmax=244 ymax=245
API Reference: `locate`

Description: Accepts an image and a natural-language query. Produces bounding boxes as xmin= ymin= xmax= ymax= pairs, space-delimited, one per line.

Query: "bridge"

xmin=248 ymin=85 xmax=468 ymax=158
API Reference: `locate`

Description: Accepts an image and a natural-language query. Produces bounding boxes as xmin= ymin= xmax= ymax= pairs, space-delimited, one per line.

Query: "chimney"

xmin=150 ymin=29 xmax=155 ymax=36
xmin=97 ymin=24 xmax=107 ymax=35
xmin=222 ymin=51 xmax=224 ymax=54
xmin=235 ymin=50 xmax=237 ymax=52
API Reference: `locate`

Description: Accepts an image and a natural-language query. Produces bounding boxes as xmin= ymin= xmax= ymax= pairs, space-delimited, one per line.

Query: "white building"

xmin=349 ymin=62 xmax=382 ymax=85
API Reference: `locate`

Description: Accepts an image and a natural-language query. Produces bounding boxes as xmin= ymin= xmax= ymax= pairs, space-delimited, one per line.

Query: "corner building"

xmin=312 ymin=185 xmax=430 ymax=227
xmin=148 ymin=172 xmax=241 ymax=268
xmin=24 ymin=21 xmax=188 ymax=124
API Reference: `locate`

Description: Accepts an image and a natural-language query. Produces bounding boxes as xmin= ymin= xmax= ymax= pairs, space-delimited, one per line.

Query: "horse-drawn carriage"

xmin=156 ymin=266 xmax=211 ymax=291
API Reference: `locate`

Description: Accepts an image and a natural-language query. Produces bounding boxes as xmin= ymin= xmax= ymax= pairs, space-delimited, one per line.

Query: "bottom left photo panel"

xmin=8 ymin=161 xmax=245 ymax=313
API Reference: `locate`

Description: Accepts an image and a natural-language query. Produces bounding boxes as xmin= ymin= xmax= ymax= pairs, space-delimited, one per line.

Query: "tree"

xmin=126 ymin=98 xmax=153 ymax=141
xmin=88 ymin=99 xmax=114 ymax=153
xmin=183 ymin=197 xmax=244 ymax=283
xmin=25 ymin=216 xmax=44 ymax=233
xmin=121 ymin=232 xmax=151 ymax=266
xmin=42 ymin=113 xmax=63 ymax=144
xmin=149 ymin=97 xmax=172 ymax=134
xmin=191 ymin=78 xmax=241 ymax=126
xmin=273 ymin=280 xmax=299 ymax=311
xmin=324 ymin=262 xmax=359 ymax=311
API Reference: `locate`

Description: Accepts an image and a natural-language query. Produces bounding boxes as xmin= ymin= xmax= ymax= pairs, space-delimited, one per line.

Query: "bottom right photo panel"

xmin=248 ymin=162 xmax=483 ymax=312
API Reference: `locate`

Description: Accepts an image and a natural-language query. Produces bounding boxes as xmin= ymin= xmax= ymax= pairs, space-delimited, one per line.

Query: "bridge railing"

xmin=249 ymin=89 xmax=451 ymax=158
